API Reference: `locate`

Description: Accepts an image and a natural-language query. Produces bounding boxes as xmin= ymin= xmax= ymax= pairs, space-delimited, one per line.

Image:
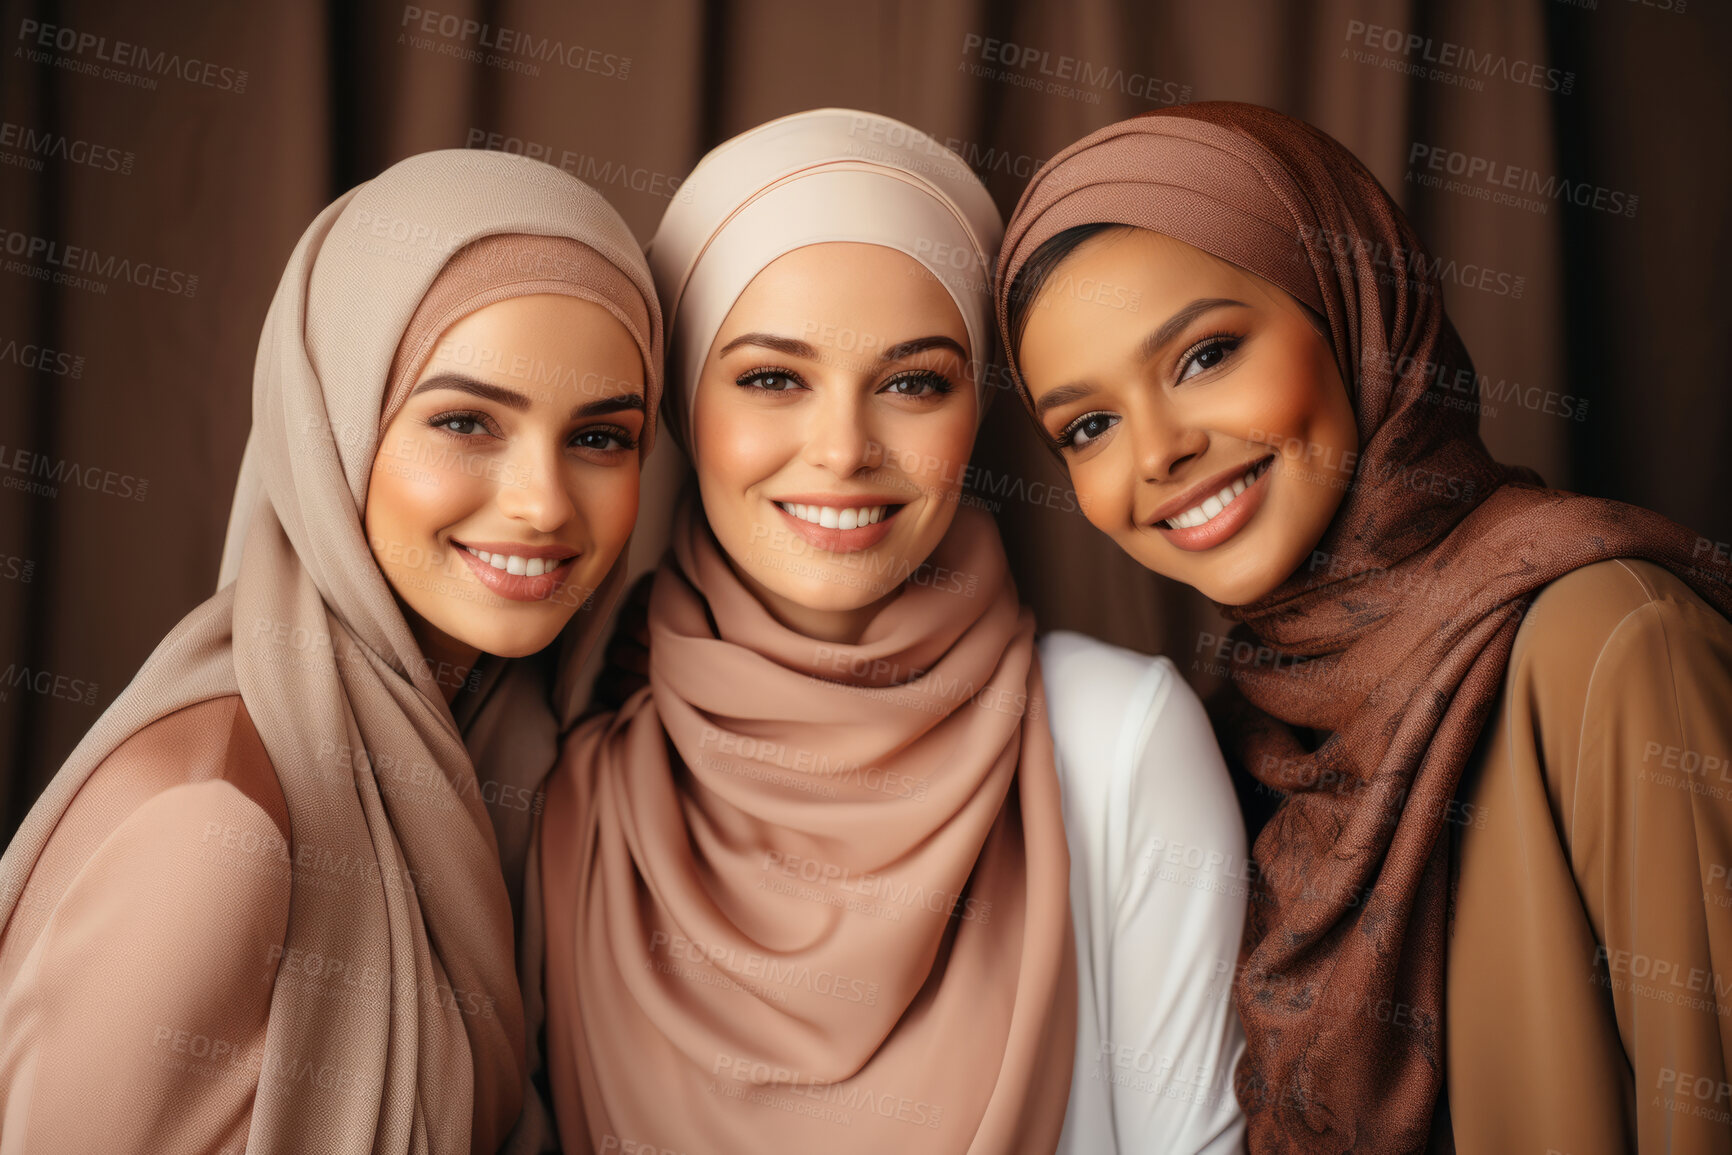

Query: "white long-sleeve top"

xmin=1040 ymin=630 xmax=1249 ymax=1155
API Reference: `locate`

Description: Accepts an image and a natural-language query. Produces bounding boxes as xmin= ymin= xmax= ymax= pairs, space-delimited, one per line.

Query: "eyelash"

xmin=734 ymin=366 xmax=956 ymax=398
xmin=1055 ymin=411 xmax=1116 ymax=452
xmin=1177 ymin=330 xmax=1244 ymax=380
xmin=426 ymin=409 xmax=636 ymax=452
xmin=1052 ymin=331 xmax=1246 ymax=452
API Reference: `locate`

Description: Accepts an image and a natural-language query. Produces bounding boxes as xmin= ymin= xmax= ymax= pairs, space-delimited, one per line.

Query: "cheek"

xmin=1223 ymin=342 xmax=1350 ymax=455
xmin=697 ymin=402 xmax=794 ymax=499
xmin=575 ymin=465 xmax=641 ymax=551
xmin=890 ymin=407 xmax=976 ymax=499
xmin=367 ymin=435 xmax=486 ymax=545
xmin=1230 ymin=374 xmax=1323 ymax=447
xmin=1067 ymin=455 xmax=1126 ymax=534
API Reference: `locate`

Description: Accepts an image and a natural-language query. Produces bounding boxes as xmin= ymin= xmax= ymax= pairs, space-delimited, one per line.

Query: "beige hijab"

xmin=541 ymin=109 xmax=1077 ymax=1154
xmin=0 ymin=148 xmax=661 ymax=1154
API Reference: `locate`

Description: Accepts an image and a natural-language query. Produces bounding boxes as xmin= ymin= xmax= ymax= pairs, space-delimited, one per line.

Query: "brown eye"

xmin=1060 ymin=412 xmax=1118 ymax=450
xmin=429 ymin=412 xmax=491 ymax=437
xmin=572 ymin=427 xmax=635 ymax=452
xmin=737 ymin=369 xmax=802 ymax=392
xmin=881 ymin=371 xmax=953 ymax=398
xmin=1178 ymin=334 xmax=1243 ymax=382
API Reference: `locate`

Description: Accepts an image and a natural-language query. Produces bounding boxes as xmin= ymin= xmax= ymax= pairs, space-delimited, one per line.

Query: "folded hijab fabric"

xmin=0 ymin=148 xmax=661 ymax=1154
xmin=645 ymin=106 xmax=1004 ymax=449
xmin=994 ymin=102 xmax=1732 ymax=1152
xmin=540 ymin=108 xmax=1077 ymax=1154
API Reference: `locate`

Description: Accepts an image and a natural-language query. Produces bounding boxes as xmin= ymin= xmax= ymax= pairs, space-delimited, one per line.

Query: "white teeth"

xmin=1160 ymin=460 xmax=1269 ymax=531
xmin=463 ymin=545 xmax=566 ymax=577
xmin=777 ymin=502 xmax=888 ymax=528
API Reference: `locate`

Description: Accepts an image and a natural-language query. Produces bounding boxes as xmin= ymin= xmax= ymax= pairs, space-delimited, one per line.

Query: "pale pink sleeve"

xmin=0 ymin=776 xmax=291 ymax=1155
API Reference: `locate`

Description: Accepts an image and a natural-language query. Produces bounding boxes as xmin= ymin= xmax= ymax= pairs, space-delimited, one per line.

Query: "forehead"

xmin=1018 ymin=229 xmax=1298 ymax=370
xmin=1053 ymin=228 xmax=1260 ymax=303
xmin=421 ymin=293 xmax=644 ymax=399
xmin=714 ymin=242 xmax=968 ymax=347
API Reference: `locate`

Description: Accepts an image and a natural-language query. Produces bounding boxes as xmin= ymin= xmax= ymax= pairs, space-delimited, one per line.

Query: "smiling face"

xmin=690 ymin=242 xmax=978 ymax=642
xmin=364 ymin=292 xmax=646 ymax=688
xmin=1015 ymin=227 xmax=1358 ymax=606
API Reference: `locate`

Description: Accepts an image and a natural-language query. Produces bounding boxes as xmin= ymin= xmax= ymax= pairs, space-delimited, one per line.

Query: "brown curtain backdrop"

xmin=2 ymin=0 xmax=1727 ymax=841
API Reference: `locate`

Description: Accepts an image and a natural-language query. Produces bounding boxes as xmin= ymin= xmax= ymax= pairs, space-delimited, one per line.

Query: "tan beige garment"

xmin=539 ymin=500 xmax=1078 ymax=1155
xmin=0 ymin=696 xmax=287 ymax=1154
xmin=1447 ymin=558 xmax=1732 ymax=1153
xmin=0 ymin=149 xmax=663 ymax=1155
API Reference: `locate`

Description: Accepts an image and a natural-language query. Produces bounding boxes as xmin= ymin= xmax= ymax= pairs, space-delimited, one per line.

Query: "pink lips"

xmin=769 ymin=497 xmax=905 ymax=555
xmin=452 ymin=541 xmax=579 ymax=602
xmin=1150 ymin=458 xmax=1274 ymax=553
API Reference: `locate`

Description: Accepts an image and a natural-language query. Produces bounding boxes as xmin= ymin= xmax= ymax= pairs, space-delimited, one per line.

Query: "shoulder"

xmin=85 ymin=694 xmax=288 ymax=838
xmin=0 ymin=698 xmax=290 ymax=1153
xmin=6 ymin=696 xmax=289 ymax=958
xmin=1037 ymin=630 xmax=1224 ymax=794
xmin=1513 ymin=558 xmax=1732 ymax=694
xmin=1037 ymin=630 xmax=1244 ymax=865
xmin=1037 ymin=629 xmax=1190 ymax=755
xmin=1490 ymin=559 xmax=1732 ymax=786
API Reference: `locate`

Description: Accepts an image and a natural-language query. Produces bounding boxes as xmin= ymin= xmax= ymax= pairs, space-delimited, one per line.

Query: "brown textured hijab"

xmin=0 ymin=149 xmax=661 ymax=1154
xmin=994 ymin=102 xmax=1732 ymax=1152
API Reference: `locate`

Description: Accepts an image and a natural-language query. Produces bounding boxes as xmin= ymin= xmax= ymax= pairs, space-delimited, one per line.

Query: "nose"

xmin=493 ymin=444 xmax=579 ymax=533
xmin=800 ymin=388 xmax=880 ymax=478
xmin=1131 ymin=397 xmax=1208 ymax=484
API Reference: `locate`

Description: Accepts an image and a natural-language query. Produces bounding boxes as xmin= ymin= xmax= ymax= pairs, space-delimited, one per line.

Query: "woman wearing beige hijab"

xmin=533 ymin=109 xmax=1249 ymax=1155
xmin=0 ymin=149 xmax=662 ymax=1154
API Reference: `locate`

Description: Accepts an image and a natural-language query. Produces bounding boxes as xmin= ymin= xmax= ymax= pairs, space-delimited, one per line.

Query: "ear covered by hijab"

xmin=645 ymin=106 xmax=1004 ymax=454
xmin=0 ymin=148 xmax=662 ymax=1155
xmin=995 ymin=102 xmax=1732 ymax=1152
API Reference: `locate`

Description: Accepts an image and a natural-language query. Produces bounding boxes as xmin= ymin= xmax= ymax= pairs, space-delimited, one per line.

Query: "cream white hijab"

xmin=647 ymin=106 xmax=1004 ymax=448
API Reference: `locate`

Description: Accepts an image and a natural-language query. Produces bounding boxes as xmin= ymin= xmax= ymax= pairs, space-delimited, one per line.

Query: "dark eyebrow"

xmin=1137 ymin=297 xmax=1249 ymax=363
xmin=573 ymin=392 xmax=644 ymax=419
xmin=716 ymin=331 xmax=968 ymax=364
xmin=410 ymin=374 xmax=530 ymax=411
xmin=881 ymin=335 xmax=967 ymax=362
xmin=715 ymin=332 xmax=820 ymax=360
xmin=1033 ymin=298 xmax=1249 ymax=418
xmin=1033 ymin=382 xmax=1099 ymax=417
xmin=409 ymin=372 xmax=644 ymax=421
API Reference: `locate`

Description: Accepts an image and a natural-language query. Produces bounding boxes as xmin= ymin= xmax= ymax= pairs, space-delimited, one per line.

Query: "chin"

xmin=1186 ymin=555 xmax=1293 ymax=607
xmin=767 ymin=570 xmax=886 ymax=613
xmin=448 ymin=615 xmax=567 ymax=660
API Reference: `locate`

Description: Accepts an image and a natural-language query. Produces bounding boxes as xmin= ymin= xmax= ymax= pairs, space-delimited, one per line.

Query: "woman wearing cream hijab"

xmin=534 ymin=109 xmax=1248 ymax=1154
xmin=0 ymin=149 xmax=661 ymax=1154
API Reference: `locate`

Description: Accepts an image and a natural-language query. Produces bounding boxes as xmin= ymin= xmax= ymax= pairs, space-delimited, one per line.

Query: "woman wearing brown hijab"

xmin=998 ymin=102 xmax=1732 ymax=1153
xmin=0 ymin=149 xmax=662 ymax=1154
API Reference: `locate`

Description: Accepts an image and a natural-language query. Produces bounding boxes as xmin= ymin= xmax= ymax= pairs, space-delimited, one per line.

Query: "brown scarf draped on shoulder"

xmin=994 ymin=101 xmax=1732 ymax=1153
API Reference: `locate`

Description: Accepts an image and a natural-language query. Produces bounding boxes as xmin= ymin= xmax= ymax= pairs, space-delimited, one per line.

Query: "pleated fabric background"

xmin=2 ymin=0 xmax=1726 ymax=839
